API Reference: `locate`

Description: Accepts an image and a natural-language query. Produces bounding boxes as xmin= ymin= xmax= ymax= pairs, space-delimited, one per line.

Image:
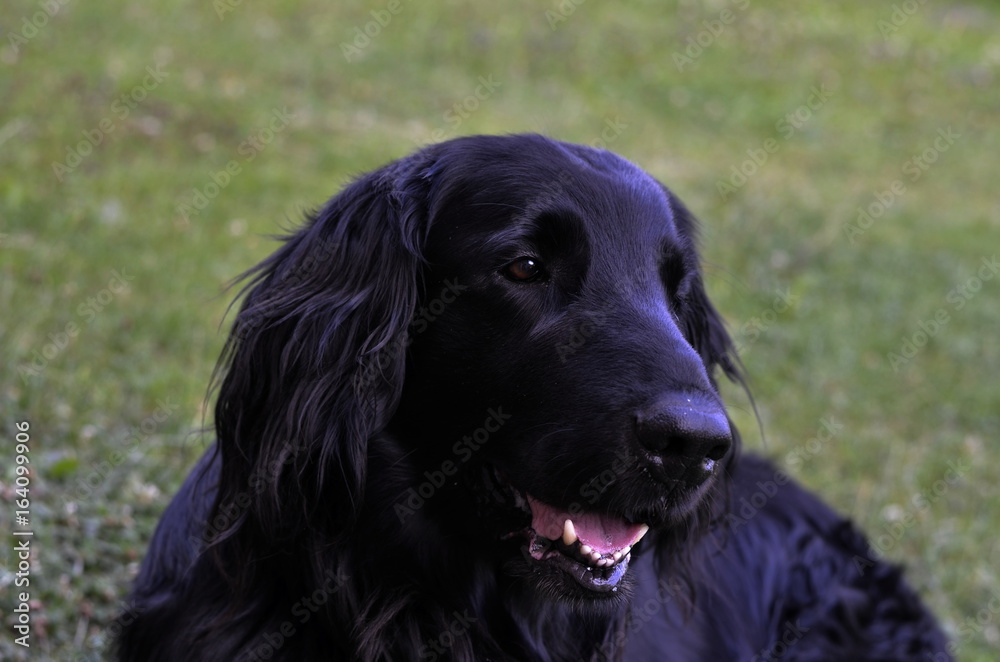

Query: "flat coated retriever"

xmin=118 ymin=134 xmax=952 ymax=661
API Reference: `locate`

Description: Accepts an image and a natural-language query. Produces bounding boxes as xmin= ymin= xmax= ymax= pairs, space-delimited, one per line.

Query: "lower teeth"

xmin=557 ymin=538 xmax=622 ymax=568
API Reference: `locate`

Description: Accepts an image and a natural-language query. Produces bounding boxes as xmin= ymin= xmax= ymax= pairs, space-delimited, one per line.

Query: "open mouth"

xmin=491 ymin=471 xmax=650 ymax=593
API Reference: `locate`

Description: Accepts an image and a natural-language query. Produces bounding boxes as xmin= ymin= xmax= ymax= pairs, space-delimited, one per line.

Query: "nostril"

xmin=700 ymin=443 xmax=730 ymax=475
xmin=635 ymin=420 xmax=672 ymax=453
xmin=705 ymin=443 xmax=729 ymax=462
xmin=635 ymin=395 xmax=732 ymax=468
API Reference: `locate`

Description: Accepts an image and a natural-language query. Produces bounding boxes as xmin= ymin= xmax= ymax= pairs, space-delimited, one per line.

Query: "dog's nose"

xmin=635 ymin=395 xmax=732 ymax=479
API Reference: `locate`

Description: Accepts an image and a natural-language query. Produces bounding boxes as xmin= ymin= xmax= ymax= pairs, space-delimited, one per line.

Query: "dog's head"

xmin=213 ymin=134 xmax=743 ymax=606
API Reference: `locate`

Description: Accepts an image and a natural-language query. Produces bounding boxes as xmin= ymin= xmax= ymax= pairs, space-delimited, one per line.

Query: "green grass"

xmin=2 ymin=1 xmax=999 ymax=659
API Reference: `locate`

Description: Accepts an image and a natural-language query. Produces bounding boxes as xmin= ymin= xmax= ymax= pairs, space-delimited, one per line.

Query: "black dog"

xmin=117 ymin=134 xmax=951 ymax=661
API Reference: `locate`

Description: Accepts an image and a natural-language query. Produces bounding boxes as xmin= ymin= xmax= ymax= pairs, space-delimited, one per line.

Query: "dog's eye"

xmin=502 ymin=257 xmax=544 ymax=283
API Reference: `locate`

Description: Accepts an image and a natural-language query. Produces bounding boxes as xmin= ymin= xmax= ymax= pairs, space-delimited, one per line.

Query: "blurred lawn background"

xmin=2 ymin=0 xmax=998 ymax=659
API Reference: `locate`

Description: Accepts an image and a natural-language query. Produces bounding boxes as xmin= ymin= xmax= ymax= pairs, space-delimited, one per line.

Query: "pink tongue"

xmin=527 ymin=495 xmax=644 ymax=554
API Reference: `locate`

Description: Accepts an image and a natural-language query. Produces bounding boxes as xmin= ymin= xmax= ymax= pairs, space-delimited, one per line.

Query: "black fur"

xmin=117 ymin=134 xmax=952 ymax=661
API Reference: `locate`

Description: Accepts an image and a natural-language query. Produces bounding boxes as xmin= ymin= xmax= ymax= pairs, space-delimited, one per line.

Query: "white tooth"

xmin=580 ymin=544 xmax=592 ymax=556
xmin=633 ymin=524 xmax=650 ymax=545
xmin=590 ymin=551 xmax=601 ymax=563
xmin=621 ymin=545 xmax=631 ymax=557
xmin=561 ymin=519 xmax=578 ymax=546
xmin=612 ymin=551 xmax=622 ymax=562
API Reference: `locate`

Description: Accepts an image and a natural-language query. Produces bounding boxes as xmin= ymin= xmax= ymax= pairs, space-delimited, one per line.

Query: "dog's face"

xmin=389 ymin=136 xmax=736 ymax=601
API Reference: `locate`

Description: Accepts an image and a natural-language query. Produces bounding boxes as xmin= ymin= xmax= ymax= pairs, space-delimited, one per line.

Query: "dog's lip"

xmin=511 ymin=507 xmax=640 ymax=592
xmin=524 ymin=528 xmax=633 ymax=593
xmin=486 ymin=467 xmax=650 ymax=590
xmin=490 ymin=472 xmax=649 ymax=591
xmin=525 ymin=495 xmax=650 ymax=559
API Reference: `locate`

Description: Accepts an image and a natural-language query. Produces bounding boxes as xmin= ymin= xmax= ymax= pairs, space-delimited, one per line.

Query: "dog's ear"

xmin=666 ymin=192 xmax=746 ymax=393
xmin=666 ymin=191 xmax=753 ymax=474
xmin=211 ymin=156 xmax=431 ymax=545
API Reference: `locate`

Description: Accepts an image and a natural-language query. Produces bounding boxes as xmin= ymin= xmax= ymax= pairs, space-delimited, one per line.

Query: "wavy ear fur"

xmin=667 ymin=190 xmax=750 ymax=456
xmin=209 ymin=157 xmax=431 ymax=564
xmin=665 ymin=192 xmax=745 ymax=395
